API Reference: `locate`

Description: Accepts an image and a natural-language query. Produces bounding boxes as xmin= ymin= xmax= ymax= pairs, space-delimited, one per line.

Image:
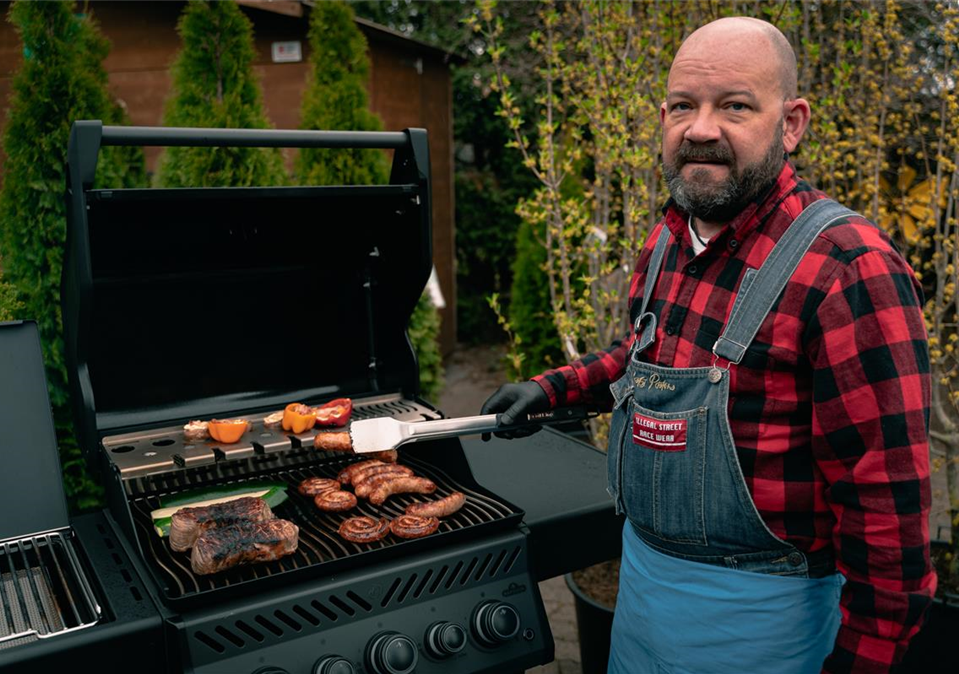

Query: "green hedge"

xmin=508 ymin=218 xmax=563 ymax=380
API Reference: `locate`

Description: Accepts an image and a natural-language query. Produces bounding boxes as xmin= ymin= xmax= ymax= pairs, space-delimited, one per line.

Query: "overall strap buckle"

xmin=630 ymin=311 xmax=657 ymax=357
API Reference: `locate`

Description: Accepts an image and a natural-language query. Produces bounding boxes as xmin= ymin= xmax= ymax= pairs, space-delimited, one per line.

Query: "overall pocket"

xmin=606 ymin=375 xmax=634 ymax=513
xmin=622 ymin=401 xmax=708 ymax=545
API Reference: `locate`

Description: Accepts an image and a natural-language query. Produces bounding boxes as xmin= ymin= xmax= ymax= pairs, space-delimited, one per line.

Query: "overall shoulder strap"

xmin=631 ymin=224 xmax=673 ymax=355
xmin=712 ymin=199 xmax=856 ymax=365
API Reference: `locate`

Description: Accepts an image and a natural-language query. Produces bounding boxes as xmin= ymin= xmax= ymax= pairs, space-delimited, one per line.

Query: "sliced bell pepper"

xmin=313 ymin=398 xmax=353 ymax=427
xmin=207 ymin=418 xmax=249 ymax=444
xmin=282 ymin=403 xmax=317 ymax=434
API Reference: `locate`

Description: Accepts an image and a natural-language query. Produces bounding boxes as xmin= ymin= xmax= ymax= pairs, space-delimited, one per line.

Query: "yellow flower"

xmin=878 ymin=166 xmax=948 ymax=244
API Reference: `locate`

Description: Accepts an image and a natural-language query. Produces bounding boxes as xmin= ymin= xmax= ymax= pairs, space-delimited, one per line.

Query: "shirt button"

xmin=729 ymin=239 xmax=739 ymax=249
xmin=665 ymin=326 xmax=675 ymax=336
xmin=787 ymin=552 xmax=804 ymax=566
xmin=688 ymin=265 xmax=698 ymax=276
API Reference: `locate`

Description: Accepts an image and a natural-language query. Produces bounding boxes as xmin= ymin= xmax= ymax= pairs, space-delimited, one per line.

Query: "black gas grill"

xmin=0 ymin=122 xmax=623 ymax=674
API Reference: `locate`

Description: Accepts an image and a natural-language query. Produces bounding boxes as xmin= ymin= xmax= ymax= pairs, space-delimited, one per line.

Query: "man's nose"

xmin=683 ymin=109 xmax=722 ymax=144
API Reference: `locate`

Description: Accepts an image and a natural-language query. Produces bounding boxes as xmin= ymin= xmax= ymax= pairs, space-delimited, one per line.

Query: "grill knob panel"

xmin=425 ymin=621 xmax=468 ymax=658
xmin=366 ymin=631 xmax=418 ymax=674
xmin=314 ymin=656 xmax=355 ymax=674
xmin=472 ymin=600 xmax=521 ymax=647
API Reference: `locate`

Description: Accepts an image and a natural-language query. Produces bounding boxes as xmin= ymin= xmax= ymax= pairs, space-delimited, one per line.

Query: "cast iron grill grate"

xmin=0 ymin=532 xmax=100 ymax=649
xmin=127 ymin=455 xmax=520 ymax=602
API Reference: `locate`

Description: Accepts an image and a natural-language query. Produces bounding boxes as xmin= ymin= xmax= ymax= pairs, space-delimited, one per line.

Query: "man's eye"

xmin=728 ymin=102 xmax=749 ymax=111
xmin=672 ymin=102 xmax=691 ymax=111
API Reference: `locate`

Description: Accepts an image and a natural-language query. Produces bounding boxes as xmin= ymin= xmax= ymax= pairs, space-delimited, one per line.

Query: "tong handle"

xmin=405 ymin=406 xmax=594 ymax=441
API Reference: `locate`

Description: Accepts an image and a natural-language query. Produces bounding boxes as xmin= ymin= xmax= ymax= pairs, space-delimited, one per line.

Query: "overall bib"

xmin=605 ymin=200 xmax=852 ymax=674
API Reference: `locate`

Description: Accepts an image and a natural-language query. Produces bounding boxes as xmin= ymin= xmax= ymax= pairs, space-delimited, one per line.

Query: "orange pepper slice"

xmin=282 ymin=403 xmax=317 ymax=434
xmin=208 ymin=419 xmax=249 ymax=444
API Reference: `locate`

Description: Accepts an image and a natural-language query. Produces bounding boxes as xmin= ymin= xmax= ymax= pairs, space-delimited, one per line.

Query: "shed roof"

xmin=238 ymin=0 xmax=467 ymax=65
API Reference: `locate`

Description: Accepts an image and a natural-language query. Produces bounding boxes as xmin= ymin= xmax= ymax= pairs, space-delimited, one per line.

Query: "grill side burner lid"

xmin=0 ymin=321 xmax=70 ymax=539
xmin=62 ymin=122 xmax=433 ymax=465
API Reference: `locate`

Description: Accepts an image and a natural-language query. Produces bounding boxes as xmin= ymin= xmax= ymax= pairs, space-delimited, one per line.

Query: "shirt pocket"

xmin=622 ymin=401 xmax=708 ymax=545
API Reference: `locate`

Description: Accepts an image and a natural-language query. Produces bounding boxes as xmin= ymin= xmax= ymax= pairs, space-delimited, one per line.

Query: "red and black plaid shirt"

xmin=533 ymin=163 xmax=935 ymax=673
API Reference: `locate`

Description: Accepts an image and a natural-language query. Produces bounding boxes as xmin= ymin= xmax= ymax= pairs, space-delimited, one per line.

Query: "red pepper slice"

xmin=313 ymin=398 xmax=353 ymax=427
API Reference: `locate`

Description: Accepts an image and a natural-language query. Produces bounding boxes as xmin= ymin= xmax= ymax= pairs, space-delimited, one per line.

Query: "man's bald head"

xmin=673 ymin=17 xmax=798 ymax=100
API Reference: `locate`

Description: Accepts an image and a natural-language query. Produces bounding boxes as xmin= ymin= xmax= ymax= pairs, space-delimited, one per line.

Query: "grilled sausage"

xmin=368 ymin=477 xmax=437 ymax=506
xmin=297 ymin=477 xmax=340 ymax=497
xmin=314 ymin=431 xmax=352 ymax=452
xmin=354 ymin=467 xmax=416 ymax=499
xmin=405 ymin=492 xmax=466 ymax=518
xmin=314 ymin=490 xmax=358 ymax=512
xmin=191 ymin=519 xmax=298 ymax=575
xmin=169 ymin=497 xmax=273 ymax=552
xmin=338 ymin=516 xmax=390 ymax=543
xmin=389 ymin=515 xmax=440 ymax=539
xmin=368 ymin=450 xmax=399 ymax=463
xmin=337 ymin=459 xmax=385 ymax=485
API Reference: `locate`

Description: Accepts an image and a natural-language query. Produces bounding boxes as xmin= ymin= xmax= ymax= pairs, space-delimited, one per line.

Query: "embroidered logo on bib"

xmin=632 ymin=413 xmax=688 ymax=451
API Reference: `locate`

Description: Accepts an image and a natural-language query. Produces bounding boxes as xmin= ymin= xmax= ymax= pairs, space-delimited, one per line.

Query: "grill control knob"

xmin=425 ymin=621 xmax=467 ymax=658
xmin=472 ymin=600 xmax=521 ymax=647
xmin=314 ymin=656 xmax=355 ymax=674
xmin=366 ymin=631 xmax=418 ymax=674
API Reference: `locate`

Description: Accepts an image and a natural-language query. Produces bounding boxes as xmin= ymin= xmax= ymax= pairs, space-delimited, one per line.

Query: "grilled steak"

xmin=169 ymin=496 xmax=274 ymax=552
xmin=191 ymin=519 xmax=299 ymax=575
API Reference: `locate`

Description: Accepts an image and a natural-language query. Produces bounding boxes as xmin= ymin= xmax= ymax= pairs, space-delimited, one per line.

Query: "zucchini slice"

xmin=151 ymin=482 xmax=289 ymax=537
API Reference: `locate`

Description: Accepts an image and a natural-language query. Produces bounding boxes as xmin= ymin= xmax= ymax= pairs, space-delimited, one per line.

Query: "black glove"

xmin=480 ymin=381 xmax=551 ymax=440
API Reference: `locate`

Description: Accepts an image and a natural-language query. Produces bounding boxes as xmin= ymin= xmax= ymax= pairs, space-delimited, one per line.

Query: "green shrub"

xmin=297 ymin=1 xmax=442 ymax=396
xmin=154 ymin=0 xmax=286 ymax=187
xmin=508 ymin=218 xmax=562 ymax=380
xmin=408 ymin=292 xmax=444 ymax=402
xmin=0 ymin=2 xmax=145 ymax=512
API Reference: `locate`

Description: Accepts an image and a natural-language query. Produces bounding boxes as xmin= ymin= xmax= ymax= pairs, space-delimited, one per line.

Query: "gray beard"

xmin=663 ymin=132 xmax=785 ymax=223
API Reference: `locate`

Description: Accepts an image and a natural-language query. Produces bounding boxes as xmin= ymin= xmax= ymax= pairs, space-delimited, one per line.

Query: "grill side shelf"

xmin=125 ymin=454 xmax=522 ymax=607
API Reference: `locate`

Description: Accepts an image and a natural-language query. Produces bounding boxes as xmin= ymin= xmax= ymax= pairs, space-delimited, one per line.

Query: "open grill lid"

xmin=62 ymin=122 xmax=432 ymax=467
xmin=0 ymin=321 xmax=70 ymax=540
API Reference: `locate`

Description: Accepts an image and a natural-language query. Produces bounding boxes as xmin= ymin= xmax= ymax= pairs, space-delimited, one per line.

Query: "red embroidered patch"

xmin=632 ymin=413 xmax=688 ymax=451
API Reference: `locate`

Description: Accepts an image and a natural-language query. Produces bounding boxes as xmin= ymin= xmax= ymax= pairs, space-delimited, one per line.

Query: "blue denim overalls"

xmin=606 ymin=200 xmax=852 ymax=674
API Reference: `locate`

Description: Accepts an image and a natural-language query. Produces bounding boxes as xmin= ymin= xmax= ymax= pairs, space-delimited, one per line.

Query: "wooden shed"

xmin=0 ymin=0 xmax=459 ymax=354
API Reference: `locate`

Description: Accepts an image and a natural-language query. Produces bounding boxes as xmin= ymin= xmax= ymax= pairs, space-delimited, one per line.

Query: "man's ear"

xmin=782 ymin=98 xmax=811 ymax=153
xmin=660 ymin=101 xmax=667 ymax=126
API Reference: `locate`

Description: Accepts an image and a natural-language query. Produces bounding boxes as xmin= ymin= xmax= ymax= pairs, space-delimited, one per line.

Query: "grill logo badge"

xmin=632 ymin=412 xmax=687 ymax=451
xmin=502 ymin=582 xmax=527 ymax=597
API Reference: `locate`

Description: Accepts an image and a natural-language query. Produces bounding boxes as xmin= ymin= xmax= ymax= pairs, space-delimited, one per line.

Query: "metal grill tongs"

xmin=349 ymin=407 xmax=595 ymax=454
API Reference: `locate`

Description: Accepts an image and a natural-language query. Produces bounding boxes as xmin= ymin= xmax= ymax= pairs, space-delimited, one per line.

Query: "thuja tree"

xmin=298 ymin=0 xmax=443 ymax=401
xmin=0 ymin=1 xmax=145 ymax=510
xmin=154 ymin=0 xmax=286 ymax=188
xmin=0 ymin=277 xmax=20 ymax=321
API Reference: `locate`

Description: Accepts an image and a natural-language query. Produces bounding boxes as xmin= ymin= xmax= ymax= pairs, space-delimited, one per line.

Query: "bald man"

xmin=482 ymin=16 xmax=934 ymax=674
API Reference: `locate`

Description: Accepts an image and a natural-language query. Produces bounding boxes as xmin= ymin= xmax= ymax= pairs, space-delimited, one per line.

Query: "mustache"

xmin=676 ymin=142 xmax=733 ymax=165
